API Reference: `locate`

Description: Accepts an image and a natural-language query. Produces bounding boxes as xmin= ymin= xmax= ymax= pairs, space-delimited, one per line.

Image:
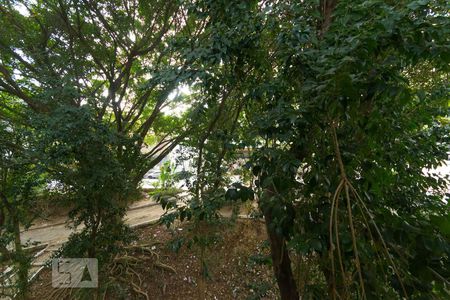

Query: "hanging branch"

xmin=329 ymin=123 xmax=367 ymax=300
xmin=329 ymin=122 xmax=409 ymax=299
xmin=329 ymin=178 xmax=347 ymax=299
xmin=348 ymin=184 xmax=408 ymax=298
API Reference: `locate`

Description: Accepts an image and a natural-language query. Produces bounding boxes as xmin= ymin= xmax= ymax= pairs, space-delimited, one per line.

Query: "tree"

xmin=0 ymin=0 xmax=191 ymax=180
xmin=0 ymin=116 xmax=40 ymax=299
xmin=251 ymin=1 xmax=449 ymax=298
xmin=0 ymin=0 xmax=196 ymax=259
xmin=33 ymin=106 xmax=138 ymax=260
xmin=172 ymin=0 xmax=449 ymax=299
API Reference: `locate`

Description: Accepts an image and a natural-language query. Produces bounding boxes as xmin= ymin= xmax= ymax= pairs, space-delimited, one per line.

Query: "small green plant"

xmin=248 ymin=253 xmax=272 ymax=266
xmin=154 ymin=161 xmax=177 ymax=189
xmin=246 ymin=281 xmax=273 ymax=300
xmin=149 ymin=161 xmax=184 ymax=205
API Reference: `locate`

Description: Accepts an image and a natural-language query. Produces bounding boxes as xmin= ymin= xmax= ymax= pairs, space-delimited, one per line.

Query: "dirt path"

xmin=21 ymin=198 xmax=163 ymax=247
xmin=17 ymin=198 xmax=170 ymax=283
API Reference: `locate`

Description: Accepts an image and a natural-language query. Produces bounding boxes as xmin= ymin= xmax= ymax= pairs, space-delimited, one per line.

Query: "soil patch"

xmin=29 ymin=219 xmax=278 ymax=299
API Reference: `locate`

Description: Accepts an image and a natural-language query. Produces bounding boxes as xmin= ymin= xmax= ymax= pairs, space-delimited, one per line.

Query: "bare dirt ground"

xmin=29 ymin=219 xmax=278 ymax=300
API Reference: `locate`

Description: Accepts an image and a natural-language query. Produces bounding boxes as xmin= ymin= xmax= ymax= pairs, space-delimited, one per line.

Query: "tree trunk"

xmin=88 ymin=215 xmax=101 ymax=258
xmin=263 ymin=208 xmax=299 ymax=300
xmin=13 ymin=213 xmax=28 ymax=300
xmin=319 ymin=0 xmax=339 ymax=36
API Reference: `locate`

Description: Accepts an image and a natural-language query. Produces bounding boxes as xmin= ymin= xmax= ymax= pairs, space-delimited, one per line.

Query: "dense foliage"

xmin=165 ymin=0 xmax=450 ymax=299
xmin=0 ymin=0 xmax=449 ymax=299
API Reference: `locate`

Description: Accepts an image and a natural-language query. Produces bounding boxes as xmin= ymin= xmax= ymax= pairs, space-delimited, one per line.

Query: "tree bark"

xmin=319 ymin=0 xmax=339 ymax=36
xmin=263 ymin=208 xmax=299 ymax=300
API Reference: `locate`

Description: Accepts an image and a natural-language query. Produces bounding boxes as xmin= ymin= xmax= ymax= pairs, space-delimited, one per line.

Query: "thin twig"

xmin=348 ymin=184 xmax=408 ymax=299
xmin=329 ymin=178 xmax=344 ymax=300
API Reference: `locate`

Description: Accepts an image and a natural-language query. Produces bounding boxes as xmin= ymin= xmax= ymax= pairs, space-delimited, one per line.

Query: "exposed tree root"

xmin=105 ymin=243 xmax=176 ymax=299
xmin=40 ymin=242 xmax=176 ymax=299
